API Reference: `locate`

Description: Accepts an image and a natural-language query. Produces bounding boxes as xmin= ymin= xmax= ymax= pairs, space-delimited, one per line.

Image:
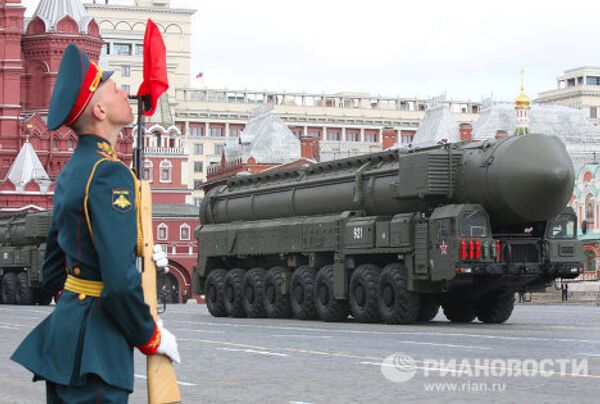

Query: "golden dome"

xmin=515 ymin=88 xmax=531 ymax=109
xmin=515 ymin=68 xmax=531 ymax=109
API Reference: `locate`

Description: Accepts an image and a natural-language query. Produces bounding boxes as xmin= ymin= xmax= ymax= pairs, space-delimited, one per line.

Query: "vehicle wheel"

xmin=290 ymin=266 xmax=317 ymax=320
xmin=377 ymin=263 xmax=420 ymax=324
xmin=417 ymin=295 xmax=440 ymax=322
xmin=205 ymin=269 xmax=227 ymax=317
xmin=16 ymin=272 xmax=34 ymax=305
xmin=476 ymin=294 xmax=515 ymax=324
xmin=263 ymin=267 xmax=291 ymax=318
xmin=244 ymin=268 xmax=266 ymax=318
xmin=349 ymin=264 xmax=380 ymax=323
xmin=1 ymin=272 xmax=17 ymax=305
xmin=224 ymin=268 xmax=246 ymax=318
xmin=34 ymin=289 xmax=52 ymax=306
xmin=442 ymin=300 xmax=476 ymax=323
xmin=315 ymin=265 xmax=349 ymax=322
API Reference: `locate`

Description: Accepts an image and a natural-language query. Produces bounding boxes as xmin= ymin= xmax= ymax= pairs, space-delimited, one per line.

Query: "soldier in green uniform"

xmin=11 ymin=44 xmax=180 ymax=403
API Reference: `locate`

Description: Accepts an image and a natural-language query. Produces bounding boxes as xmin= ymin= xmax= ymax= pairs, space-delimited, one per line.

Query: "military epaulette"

xmin=96 ymin=141 xmax=118 ymax=160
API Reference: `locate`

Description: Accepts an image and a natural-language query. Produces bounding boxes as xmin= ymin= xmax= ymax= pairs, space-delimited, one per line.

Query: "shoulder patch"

xmin=112 ymin=188 xmax=133 ymax=213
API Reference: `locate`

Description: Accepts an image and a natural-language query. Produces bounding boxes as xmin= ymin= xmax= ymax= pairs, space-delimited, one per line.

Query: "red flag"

xmin=137 ymin=19 xmax=169 ymax=116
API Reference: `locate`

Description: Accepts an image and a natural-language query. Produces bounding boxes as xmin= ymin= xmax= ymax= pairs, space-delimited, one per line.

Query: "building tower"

xmin=515 ymin=69 xmax=531 ymax=135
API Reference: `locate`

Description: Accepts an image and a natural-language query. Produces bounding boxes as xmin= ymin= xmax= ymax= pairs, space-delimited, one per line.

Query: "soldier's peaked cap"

xmin=47 ymin=44 xmax=113 ymax=131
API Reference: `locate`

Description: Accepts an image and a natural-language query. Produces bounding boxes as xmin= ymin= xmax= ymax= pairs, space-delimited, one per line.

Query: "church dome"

xmin=515 ymin=88 xmax=531 ymax=109
xmin=30 ymin=0 xmax=94 ymax=34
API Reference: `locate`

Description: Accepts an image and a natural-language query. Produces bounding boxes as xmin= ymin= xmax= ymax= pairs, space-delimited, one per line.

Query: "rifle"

xmin=131 ymin=94 xmax=181 ymax=404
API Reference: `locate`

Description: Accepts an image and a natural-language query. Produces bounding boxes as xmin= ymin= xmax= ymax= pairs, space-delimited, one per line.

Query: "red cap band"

xmin=64 ymin=61 xmax=103 ymax=127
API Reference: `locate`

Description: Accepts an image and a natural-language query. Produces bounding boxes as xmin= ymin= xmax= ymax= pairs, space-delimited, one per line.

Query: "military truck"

xmin=194 ymin=134 xmax=583 ymax=323
xmin=0 ymin=212 xmax=53 ymax=305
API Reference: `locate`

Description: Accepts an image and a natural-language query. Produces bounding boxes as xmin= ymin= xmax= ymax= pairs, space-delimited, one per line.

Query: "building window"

xmin=346 ymin=131 xmax=360 ymax=142
xmin=307 ymin=130 xmax=320 ymax=138
xmin=193 ymin=143 xmax=204 ymax=155
xmin=51 ymin=137 xmax=58 ymax=151
xmin=229 ymin=128 xmax=240 ymax=138
xmin=180 ymin=224 xmax=190 ymax=240
xmin=113 ymin=43 xmax=132 ymax=56
xmin=102 ymin=43 xmax=110 ymax=55
xmin=214 ymin=143 xmax=225 ymax=156
xmin=194 ymin=180 xmax=202 ymax=190
xmin=121 ymin=85 xmax=130 ymax=94
xmin=157 ymin=224 xmax=168 ymax=240
xmin=211 ymin=127 xmax=224 ymax=137
xmin=135 ymin=43 xmax=144 ymax=57
xmin=401 ymin=134 xmax=415 ymax=144
xmin=591 ymin=107 xmax=597 ymax=119
xmin=121 ymin=65 xmax=131 ymax=77
xmin=327 ymin=130 xmax=341 ymax=141
xmin=365 ymin=133 xmax=378 ymax=142
xmin=143 ymin=160 xmax=153 ymax=181
xmin=587 ymin=76 xmax=600 ymax=86
xmin=159 ymin=160 xmax=172 ymax=183
xmin=194 ymin=197 xmax=202 ymax=206
xmin=194 ymin=161 xmax=203 ymax=173
xmin=190 ymin=125 xmax=204 ymax=137
xmin=67 ymin=138 xmax=74 ymax=150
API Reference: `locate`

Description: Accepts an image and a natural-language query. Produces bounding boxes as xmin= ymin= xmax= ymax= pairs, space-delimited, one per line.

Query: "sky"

xmin=19 ymin=0 xmax=600 ymax=102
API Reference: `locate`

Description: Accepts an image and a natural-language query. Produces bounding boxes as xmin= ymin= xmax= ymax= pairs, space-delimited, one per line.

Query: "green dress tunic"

xmin=12 ymin=134 xmax=157 ymax=393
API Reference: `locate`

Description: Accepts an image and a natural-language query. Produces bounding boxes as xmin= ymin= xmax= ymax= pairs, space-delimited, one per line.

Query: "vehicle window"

xmin=436 ymin=218 xmax=453 ymax=240
xmin=548 ymin=214 xmax=576 ymax=239
xmin=459 ymin=210 xmax=488 ymax=237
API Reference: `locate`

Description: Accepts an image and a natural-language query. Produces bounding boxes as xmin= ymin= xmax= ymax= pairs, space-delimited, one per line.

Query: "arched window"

xmin=67 ymin=137 xmax=75 ymax=151
xmin=157 ymin=223 xmax=168 ymax=240
xmin=585 ymin=194 xmax=594 ymax=222
xmin=143 ymin=160 xmax=153 ymax=181
xmin=153 ymin=130 xmax=162 ymax=148
xmin=180 ymin=224 xmax=190 ymax=240
xmin=160 ymin=160 xmax=172 ymax=183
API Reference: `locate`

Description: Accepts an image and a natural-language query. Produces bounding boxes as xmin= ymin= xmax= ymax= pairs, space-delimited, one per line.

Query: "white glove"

xmin=152 ymin=244 xmax=169 ymax=272
xmin=156 ymin=318 xmax=181 ymax=364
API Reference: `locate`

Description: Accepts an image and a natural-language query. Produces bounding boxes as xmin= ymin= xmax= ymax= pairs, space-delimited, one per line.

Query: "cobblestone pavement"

xmin=2 ymin=303 xmax=600 ymax=403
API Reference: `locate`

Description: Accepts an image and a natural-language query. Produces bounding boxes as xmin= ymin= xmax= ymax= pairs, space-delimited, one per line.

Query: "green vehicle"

xmin=0 ymin=211 xmax=53 ymax=305
xmin=194 ymin=134 xmax=583 ymax=324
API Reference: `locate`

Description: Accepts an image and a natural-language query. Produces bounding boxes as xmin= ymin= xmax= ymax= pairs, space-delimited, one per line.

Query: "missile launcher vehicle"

xmin=194 ymin=134 xmax=583 ymax=323
xmin=0 ymin=211 xmax=53 ymax=305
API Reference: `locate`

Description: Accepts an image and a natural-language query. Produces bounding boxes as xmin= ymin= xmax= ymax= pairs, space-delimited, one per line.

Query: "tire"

xmin=244 ymin=268 xmax=266 ymax=318
xmin=1 ymin=272 xmax=17 ymax=305
xmin=315 ymin=265 xmax=349 ymax=322
xmin=34 ymin=289 xmax=52 ymax=306
xmin=290 ymin=266 xmax=317 ymax=320
xmin=476 ymin=294 xmax=515 ymax=324
xmin=417 ymin=295 xmax=440 ymax=322
xmin=205 ymin=269 xmax=227 ymax=317
xmin=263 ymin=267 xmax=291 ymax=318
xmin=377 ymin=263 xmax=420 ymax=324
xmin=16 ymin=272 xmax=34 ymax=305
xmin=349 ymin=264 xmax=380 ymax=323
xmin=442 ymin=300 xmax=476 ymax=323
xmin=224 ymin=268 xmax=246 ymax=318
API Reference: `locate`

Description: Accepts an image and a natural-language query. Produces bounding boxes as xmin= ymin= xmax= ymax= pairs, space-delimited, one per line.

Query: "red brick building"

xmin=0 ymin=0 xmax=199 ymax=301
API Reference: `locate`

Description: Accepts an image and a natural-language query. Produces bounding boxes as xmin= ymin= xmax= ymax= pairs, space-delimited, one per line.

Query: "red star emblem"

xmin=440 ymin=241 xmax=448 ymax=255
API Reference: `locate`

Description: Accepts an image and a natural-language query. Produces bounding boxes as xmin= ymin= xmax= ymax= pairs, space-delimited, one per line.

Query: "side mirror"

xmin=581 ymin=220 xmax=588 ymax=235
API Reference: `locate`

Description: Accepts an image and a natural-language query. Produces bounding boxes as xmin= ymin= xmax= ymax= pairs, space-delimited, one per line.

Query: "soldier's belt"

xmin=64 ymin=275 xmax=104 ymax=298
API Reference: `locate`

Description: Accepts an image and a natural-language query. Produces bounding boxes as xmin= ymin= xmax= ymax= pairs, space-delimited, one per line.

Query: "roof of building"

xmin=410 ymin=97 xmax=460 ymax=147
xmin=6 ymin=141 xmax=51 ymax=192
xmin=153 ymin=203 xmax=199 ymax=218
xmin=224 ymin=104 xmax=301 ymax=164
xmin=32 ymin=0 xmax=94 ymax=33
xmin=473 ymin=101 xmax=600 ymax=165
